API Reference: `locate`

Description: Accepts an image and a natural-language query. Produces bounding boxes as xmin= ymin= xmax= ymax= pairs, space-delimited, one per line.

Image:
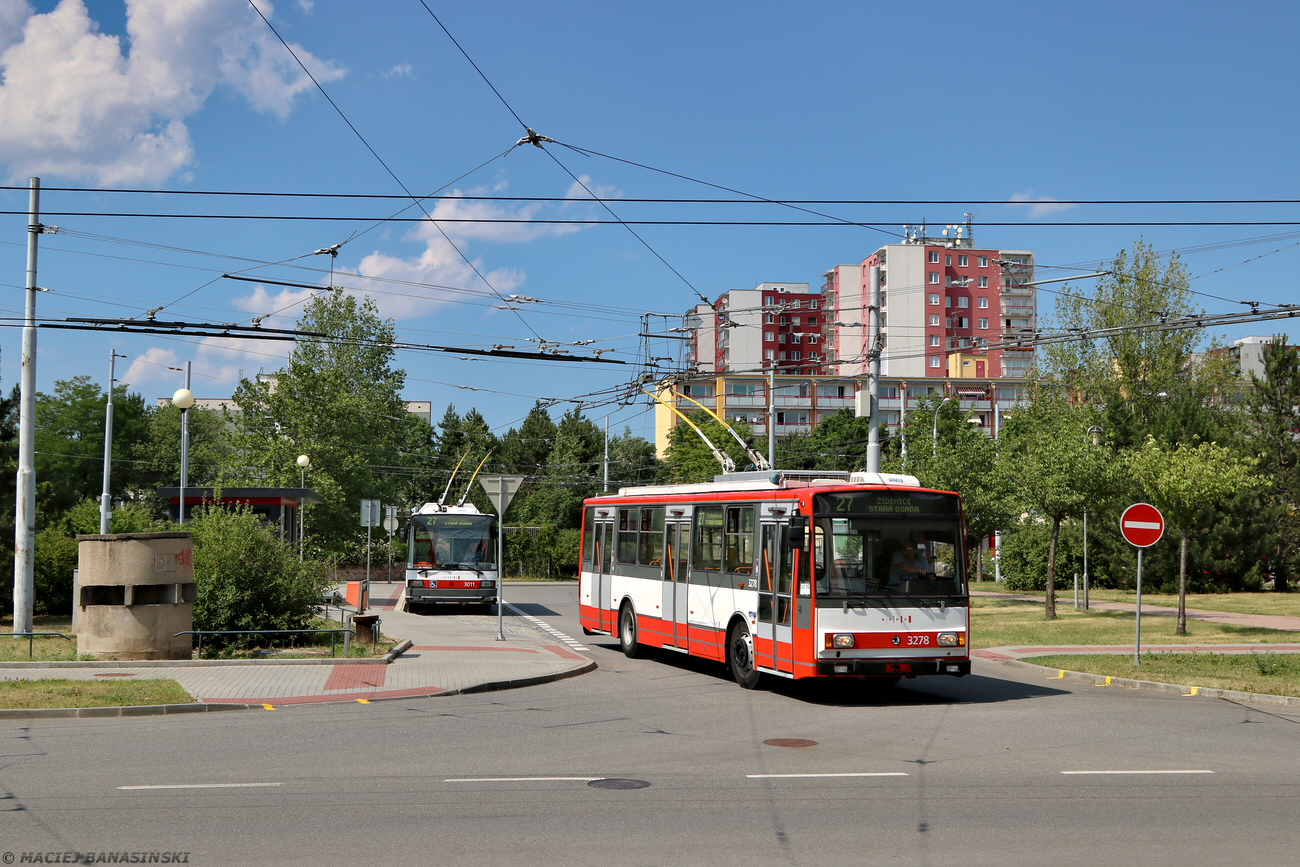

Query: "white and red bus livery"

xmin=404 ymin=503 xmax=498 ymax=612
xmin=578 ymin=470 xmax=970 ymax=688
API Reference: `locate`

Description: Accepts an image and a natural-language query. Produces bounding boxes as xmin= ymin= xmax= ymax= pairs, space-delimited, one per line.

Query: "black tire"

xmin=619 ymin=604 xmax=642 ymax=658
xmin=728 ymin=620 xmax=761 ymax=689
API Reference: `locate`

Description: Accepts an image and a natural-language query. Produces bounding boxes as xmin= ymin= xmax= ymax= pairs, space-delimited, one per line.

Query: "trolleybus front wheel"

xmin=728 ymin=620 xmax=761 ymax=690
xmin=619 ymin=604 xmax=642 ymax=658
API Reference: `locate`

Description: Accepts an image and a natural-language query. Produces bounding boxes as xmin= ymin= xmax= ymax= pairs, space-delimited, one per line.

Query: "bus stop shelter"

xmin=157 ymin=487 xmax=322 ymax=544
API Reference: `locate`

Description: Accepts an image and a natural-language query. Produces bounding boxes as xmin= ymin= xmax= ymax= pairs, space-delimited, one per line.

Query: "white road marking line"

xmin=746 ymin=772 xmax=910 ymax=779
xmin=504 ymin=603 xmax=590 ymax=653
xmin=118 ymin=783 xmax=284 ymax=790
xmin=1060 ymin=770 xmax=1214 ymax=775
xmin=445 ymin=776 xmax=602 ymax=782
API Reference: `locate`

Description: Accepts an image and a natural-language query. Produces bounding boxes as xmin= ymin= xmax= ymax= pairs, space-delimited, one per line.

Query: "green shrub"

xmin=1000 ymin=521 xmax=1082 ymax=592
xmin=187 ymin=505 xmax=331 ymax=646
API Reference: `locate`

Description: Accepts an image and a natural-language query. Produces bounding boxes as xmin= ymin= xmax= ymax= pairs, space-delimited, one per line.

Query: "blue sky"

xmin=1 ymin=0 xmax=1298 ymax=442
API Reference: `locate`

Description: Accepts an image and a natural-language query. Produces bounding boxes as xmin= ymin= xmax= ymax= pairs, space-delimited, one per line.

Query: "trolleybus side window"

xmin=638 ymin=507 xmax=664 ymax=566
xmin=693 ymin=506 xmax=724 ymax=571
xmin=724 ymin=506 xmax=756 ymax=574
xmin=582 ymin=508 xmax=595 ymax=570
xmin=617 ymin=508 xmax=638 ymax=564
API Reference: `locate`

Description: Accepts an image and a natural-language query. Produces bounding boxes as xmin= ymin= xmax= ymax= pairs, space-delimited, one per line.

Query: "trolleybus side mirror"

xmin=786 ymin=516 xmax=808 ymax=549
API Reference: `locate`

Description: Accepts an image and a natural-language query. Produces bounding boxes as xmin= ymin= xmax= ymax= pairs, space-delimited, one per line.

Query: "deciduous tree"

xmin=1127 ymin=437 xmax=1258 ymax=632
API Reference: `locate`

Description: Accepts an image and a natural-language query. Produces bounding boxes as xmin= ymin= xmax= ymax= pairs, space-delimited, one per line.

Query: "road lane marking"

xmin=1060 ymin=770 xmax=1213 ymax=775
xmin=119 ymin=783 xmax=284 ymax=790
xmin=503 ymin=603 xmax=589 ymax=653
xmin=746 ymin=773 xmax=909 ymax=779
xmin=445 ymin=776 xmax=602 ymax=782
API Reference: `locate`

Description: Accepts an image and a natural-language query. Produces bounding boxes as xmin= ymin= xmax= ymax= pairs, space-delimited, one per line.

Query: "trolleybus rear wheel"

xmin=728 ymin=620 xmax=761 ymax=690
xmin=619 ymin=604 xmax=642 ymax=658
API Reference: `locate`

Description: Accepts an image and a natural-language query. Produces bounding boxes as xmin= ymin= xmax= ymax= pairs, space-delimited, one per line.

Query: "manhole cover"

xmin=764 ymin=738 xmax=817 ymax=748
xmin=94 ymin=673 xmax=135 ymax=678
xmin=587 ymin=778 xmax=650 ymax=790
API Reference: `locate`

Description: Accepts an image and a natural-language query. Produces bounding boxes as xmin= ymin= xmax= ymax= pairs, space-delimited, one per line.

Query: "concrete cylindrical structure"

xmin=75 ymin=532 xmax=195 ymax=660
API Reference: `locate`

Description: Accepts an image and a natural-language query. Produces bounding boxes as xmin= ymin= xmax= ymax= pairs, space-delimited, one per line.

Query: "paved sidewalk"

xmin=0 ymin=582 xmax=594 ymax=712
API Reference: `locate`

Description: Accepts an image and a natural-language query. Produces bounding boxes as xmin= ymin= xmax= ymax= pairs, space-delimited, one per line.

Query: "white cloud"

xmin=384 ymin=63 xmax=411 ymax=78
xmin=121 ymin=346 xmax=181 ymax=394
xmin=0 ymin=0 xmax=344 ymax=186
xmin=1009 ymin=191 xmax=1077 ymax=218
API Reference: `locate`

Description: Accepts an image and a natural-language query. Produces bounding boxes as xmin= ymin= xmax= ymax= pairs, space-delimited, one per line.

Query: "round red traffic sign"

xmin=1120 ymin=502 xmax=1165 ymax=548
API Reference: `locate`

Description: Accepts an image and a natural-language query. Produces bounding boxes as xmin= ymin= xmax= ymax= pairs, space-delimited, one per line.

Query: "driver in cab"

xmin=889 ymin=537 xmax=934 ymax=588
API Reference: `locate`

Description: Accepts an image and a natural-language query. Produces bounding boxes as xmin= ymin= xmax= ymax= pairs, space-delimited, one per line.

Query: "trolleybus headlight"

xmin=830 ymin=633 xmax=855 ymax=649
xmin=481 ymin=580 xmax=494 ymax=588
xmin=937 ymin=632 xmax=963 ymax=647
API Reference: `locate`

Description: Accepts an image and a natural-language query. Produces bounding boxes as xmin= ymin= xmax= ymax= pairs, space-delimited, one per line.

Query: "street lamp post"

xmin=932 ymin=396 xmax=953 ymax=459
xmin=297 ymin=454 xmax=310 ymax=561
xmin=172 ymin=382 xmax=195 ymax=526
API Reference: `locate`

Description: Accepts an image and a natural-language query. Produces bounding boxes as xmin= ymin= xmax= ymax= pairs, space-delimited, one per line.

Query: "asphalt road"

xmin=1 ymin=583 xmax=1297 ymax=866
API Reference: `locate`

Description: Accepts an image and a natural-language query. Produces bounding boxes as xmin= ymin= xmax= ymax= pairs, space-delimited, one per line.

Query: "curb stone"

xmin=0 ymin=638 xmax=415 ymax=669
xmin=994 ymin=656 xmax=1300 ymax=707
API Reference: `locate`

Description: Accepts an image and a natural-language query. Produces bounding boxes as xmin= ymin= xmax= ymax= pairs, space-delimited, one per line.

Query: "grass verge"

xmin=0 ymin=678 xmax=194 ymax=709
xmin=969 ymin=582 xmax=1300 ymax=618
xmin=1026 ymin=652 xmax=1300 ymax=699
xmin=971 ymin=595 xmax=1297 ymax=649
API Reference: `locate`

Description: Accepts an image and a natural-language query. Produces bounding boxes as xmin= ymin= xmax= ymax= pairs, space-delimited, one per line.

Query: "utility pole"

xmin=866 ymin=264 xmax=882 ymax=473
xmin=767 ymin=361 xmax=775 ymax=470
xmin=100 ymin=351 xmax=124 ymax=534
xmin=13 ymin=178 xmax=41 ymax=636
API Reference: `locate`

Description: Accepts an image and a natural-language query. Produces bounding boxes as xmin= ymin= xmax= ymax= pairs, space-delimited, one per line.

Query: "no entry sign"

xmin=1120 ymin=503 xmax=1165 ymax=548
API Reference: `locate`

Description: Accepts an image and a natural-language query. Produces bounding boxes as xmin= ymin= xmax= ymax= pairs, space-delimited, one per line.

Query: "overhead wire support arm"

xmin=516 ymin=128 xmax=555 ymax=148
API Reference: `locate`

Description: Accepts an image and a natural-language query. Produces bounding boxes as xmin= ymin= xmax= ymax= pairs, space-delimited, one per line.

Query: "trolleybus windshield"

xmin=409 ymin=514 xmax=497 ymax=571
xmin=811 ymin=491 xmax=965 ymax=601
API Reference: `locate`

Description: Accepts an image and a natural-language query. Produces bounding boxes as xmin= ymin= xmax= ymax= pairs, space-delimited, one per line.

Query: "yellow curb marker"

xmin=262 ymin=704 xmax=276 ymax=710
xmin=1049 ymin=670 xmax=1067 ymax=679
xmin=1104 ymin=676 xmax=1113 ymax=686
xmin=357 ymin=699 xmax=371 ymax=704
xmin=1184 ymin=687 xmax=1199 ymax=697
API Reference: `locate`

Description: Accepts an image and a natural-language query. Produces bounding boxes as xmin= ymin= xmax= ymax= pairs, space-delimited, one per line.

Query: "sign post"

xmin=384 ymin=505 xmax=398 ymax=583
xmin=360 ymin=499 xmax=382 ymax=611
xmin=479 ymin=474 xmax=523 ymax=641
xmin=1120 ymin=502 xmax=1165 ymax=665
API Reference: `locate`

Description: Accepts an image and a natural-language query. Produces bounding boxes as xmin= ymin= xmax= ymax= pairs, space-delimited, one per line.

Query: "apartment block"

xmin=822 ymin=224 xmax=1036 ymax=380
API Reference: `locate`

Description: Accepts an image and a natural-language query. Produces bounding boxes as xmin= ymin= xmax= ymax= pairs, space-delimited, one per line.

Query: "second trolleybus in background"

xmin=578 ymin=470 xmax=971 ymax=689
xmin=404 ymin=502 xmax=499 ymax=612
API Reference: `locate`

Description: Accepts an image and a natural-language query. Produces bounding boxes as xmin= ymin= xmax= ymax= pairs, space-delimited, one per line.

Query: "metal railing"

xmin=173 ymin=628 xmax=357 ymax=659
xmin=9 ymin=632 xmax=73 ymax=659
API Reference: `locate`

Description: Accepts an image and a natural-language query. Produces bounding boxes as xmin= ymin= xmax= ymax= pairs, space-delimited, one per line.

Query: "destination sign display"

xmin=814 ymin=491 xmax=961 ymax=517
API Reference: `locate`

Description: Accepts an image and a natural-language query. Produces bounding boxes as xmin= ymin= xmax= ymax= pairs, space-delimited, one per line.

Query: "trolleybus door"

xmin=758 ymin=522 xmax=795 ymax=674
xmin=592 ymin=518 xmax=615 ymax=633
xmin=662 ymin=520 xmax=691 ymax=648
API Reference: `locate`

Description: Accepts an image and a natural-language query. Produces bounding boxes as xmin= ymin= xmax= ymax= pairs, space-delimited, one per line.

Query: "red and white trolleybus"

xmin=578 ymin=469 xmax=971 ymax=689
